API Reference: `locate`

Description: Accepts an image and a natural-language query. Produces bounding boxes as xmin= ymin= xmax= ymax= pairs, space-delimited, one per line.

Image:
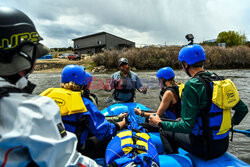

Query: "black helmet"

xmin=0 ymin=7 xmax=42 ymax=52
xmin=118 ymin=57 xmax=129 ymax=66
xmin=0 ymin=7 xmax=48 ymax=76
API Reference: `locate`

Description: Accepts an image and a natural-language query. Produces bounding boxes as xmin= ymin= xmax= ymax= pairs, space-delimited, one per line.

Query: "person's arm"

xmin=134 ymin=108 xmax=154 ymax=117
xmin=149 ymin=80 xmax=200 ymax=133
xmin=156 ymin=90 xmax=175 ymax=116
xmin=103 ymin=75 xmax=115 ymax=92
xmin=135 ymin=75 xmax=147 ymax=94
xmin=83 ymin=97 xmax=120 ymax=140
xmin=232 ymin=99 xmax=248 ymax=125
xmin=134 ymin=90 xmax=174 ymax=118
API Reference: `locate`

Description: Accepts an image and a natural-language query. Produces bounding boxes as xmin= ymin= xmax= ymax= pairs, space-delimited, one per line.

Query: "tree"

xmin=67 ymin=46 xmax=73 ymax=50
xmin=216 ymin=31 xmax=246 ymax=47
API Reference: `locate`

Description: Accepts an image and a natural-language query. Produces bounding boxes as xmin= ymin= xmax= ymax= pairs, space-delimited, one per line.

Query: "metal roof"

xmin=72 ymin=31 xmax=135 ymax=43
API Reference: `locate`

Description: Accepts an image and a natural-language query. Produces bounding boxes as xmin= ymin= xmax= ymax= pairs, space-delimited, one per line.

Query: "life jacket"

xmin=113 ymin=73 xmax=136 ymax=102
xmin=105 ymin=129 xmax=159 ymax=167
xmin=159 ymin=84 xmax=184 ymax=120
xmin=105 ymin=114 xmax=159 ymax=167
xmin=40 ymin=88 xmax=87 ymax=116
xmin=40 ymin=88 xmax=88 ymax=150
xmin=192 ymin=73 xmax=240 ymax=140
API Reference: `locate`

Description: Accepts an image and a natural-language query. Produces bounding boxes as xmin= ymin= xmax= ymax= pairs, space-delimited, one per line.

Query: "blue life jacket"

xmin=191 ymin=73 xmax=239 ymax=140
xmin=105 ymin=116 xmax=159 ymax=167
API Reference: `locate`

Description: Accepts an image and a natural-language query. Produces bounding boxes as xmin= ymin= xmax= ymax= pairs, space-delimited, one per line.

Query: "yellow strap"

xmin=121 ymin=138 xmax=134 ymax=154
xmin=117 ymin=130 xmax=132 ymax=138
xmin=217 ymin=109 xmax=232 ymax=135
xmin=136 ymin=132 xmax=150 ymax=140
xmin=136 ymin=140 xmax=148 ymax=154
xmin=135 ymin=133 xmax=149 ymax=153
xmin=178 ymin=83 xmax=185 ymax=98
xmin=40 ymin=88 xmax=87 ymax=116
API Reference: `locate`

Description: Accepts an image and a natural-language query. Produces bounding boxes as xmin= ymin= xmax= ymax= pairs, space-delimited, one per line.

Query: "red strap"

xmin=1 ymin=145 xmax=23 ymax=167
xmin=78 ymin=163 xmax=87 ymax=167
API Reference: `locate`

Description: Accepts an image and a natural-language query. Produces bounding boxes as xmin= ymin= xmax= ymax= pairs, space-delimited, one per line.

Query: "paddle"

xmin=232 ymin=129 xmax=250 ymax=137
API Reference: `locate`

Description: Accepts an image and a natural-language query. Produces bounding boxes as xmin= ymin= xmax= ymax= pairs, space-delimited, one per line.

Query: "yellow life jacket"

xmin=40 ymin=88 xmax=87 ymax=116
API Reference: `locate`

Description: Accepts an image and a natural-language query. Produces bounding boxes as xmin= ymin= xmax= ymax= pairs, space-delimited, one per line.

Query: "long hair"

xmin=60 ymin=81 xmax=81 ymax=91
xmin=166 ymin=78 xmax=182 ymax=86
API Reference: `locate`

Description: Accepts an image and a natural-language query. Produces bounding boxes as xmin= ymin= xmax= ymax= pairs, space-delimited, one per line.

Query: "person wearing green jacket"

xmin=148 ymin=44 xmax=248 ymax=160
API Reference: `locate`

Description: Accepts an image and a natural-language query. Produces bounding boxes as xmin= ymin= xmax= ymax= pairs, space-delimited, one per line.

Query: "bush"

xmin=93 ymin=45 xmax=250 ymax=70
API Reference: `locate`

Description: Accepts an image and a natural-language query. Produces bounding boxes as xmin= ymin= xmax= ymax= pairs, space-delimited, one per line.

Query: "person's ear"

xmin=182 ymin=62 xmax=188 ymax=68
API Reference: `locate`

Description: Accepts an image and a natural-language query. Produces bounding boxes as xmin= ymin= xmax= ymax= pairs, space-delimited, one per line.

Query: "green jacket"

xmin=161 ymin=72 xmax=248 ymax=133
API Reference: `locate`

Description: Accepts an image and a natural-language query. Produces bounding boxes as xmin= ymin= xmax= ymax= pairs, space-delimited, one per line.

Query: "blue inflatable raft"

xmin=100 ymin=102 xmax=249 ymax=167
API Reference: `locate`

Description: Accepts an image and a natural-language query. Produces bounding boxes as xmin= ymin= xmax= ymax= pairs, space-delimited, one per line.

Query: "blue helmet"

xmin=83 ymin=71 xmax=93 ymax=86
xmin=61 ymin=64 xmax=86 ymax=86
xmin=178 ymin=44 xmax=206 ymax=65
xmin=156 ymin=67 xmax=175 ymax=80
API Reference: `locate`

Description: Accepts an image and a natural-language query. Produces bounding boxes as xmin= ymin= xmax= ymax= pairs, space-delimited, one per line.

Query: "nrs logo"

xmin=52 ymin=97 xmax=65 ymax=106
xmin=226 ymin=90 xmax=236 ymax=104
xmin=0 ymin=32 xmax=40 ymax=50
xmin=226 ymin=90 xmax=235 ymax=99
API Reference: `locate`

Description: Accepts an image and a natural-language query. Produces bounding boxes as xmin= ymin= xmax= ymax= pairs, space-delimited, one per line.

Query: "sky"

xmin=1 ymin=0 xmax=249 ymax=48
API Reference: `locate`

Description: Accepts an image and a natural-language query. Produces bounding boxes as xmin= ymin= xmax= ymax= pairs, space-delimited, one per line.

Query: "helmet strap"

xmin=182 ymin=62 xmax=191 ymax=77
xmin=18 ymin=42 xmax=37 ymax=77
xmin=2 ymin=74 xmax=36 ymax=93
xmin=2 ymin=74 xmax=22 ymax=85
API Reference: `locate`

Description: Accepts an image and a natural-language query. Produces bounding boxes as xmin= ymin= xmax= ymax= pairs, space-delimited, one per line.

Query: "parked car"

xmin=68 ymin=54 xmax=81 ymax=60
xmin=58 ymin=54 xmax=67 ymax=59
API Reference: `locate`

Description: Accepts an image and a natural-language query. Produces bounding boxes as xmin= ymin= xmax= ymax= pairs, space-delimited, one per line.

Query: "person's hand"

xmin=118 ymin=114 xmax=128 ymax=130
xmin=134 ymin=108 xmax=142 ymax=116
xmin=176 ymin=117 xmax=181 ymax=122
xmin=119 ymin=112 xmax=128 ymax=118
xmin=139 ymin=86 xmax=148 ymax=94
xmin=149 ymin=114 xmax=161 ymax=127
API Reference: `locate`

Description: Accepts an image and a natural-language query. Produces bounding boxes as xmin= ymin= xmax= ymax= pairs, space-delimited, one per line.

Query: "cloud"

xmin=0 ymin=0 xmax=249 ymax=47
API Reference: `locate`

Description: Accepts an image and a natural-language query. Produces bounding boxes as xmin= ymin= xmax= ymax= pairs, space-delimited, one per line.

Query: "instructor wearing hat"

xmin=103 ymin=57 xmax=147 ymax=102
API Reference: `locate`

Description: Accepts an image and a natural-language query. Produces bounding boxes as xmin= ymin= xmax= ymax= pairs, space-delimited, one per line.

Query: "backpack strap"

xmin=0 ymin=86 xmax=22 ymax=99
xmin=193 ymin=74 xmax=213 ymax=139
